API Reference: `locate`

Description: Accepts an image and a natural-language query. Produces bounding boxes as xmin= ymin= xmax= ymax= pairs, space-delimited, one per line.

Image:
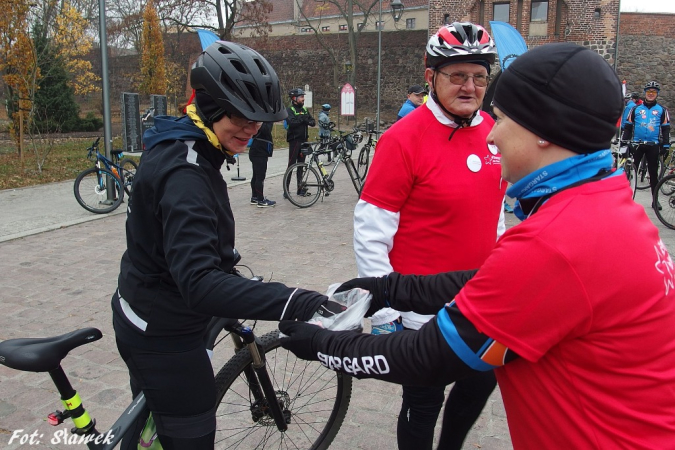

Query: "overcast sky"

xmin=620 ymin=0 xmax=675 ymax=13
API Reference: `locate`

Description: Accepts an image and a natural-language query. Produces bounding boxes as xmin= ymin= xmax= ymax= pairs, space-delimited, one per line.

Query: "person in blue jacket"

xmin=622 ymin=81 xmax=670 ymax=208
xmin=620 ymin=92 xmax=641 ymax=131
xmin=397 ymin=84 xmax=427 ymax=121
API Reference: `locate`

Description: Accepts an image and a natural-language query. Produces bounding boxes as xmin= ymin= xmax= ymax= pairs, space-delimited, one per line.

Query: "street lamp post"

xmin=375 ymin=0 xmax=404 ymax=133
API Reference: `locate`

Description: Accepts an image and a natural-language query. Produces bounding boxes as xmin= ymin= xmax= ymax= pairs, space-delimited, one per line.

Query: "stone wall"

xmin=616 ymin=13 xmax=675 ymax=110
xmin=239 ymin=31 xmax=429 ymax=124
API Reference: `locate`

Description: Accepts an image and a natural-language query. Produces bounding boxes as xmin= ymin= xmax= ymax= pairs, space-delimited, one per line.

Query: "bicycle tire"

xmin=356 ymin=145 xmax=370 ymax=181
xmin=624 ymin=161 xmax=637 ymax=199
xmin=120 ymin=158 xmax=138 ymax=193
xmin=635 ymin=155 xmax=662 ymax=191
xmin=654 ymin=174 xmax=675 ymax=230
xmin=213 ymin=330 xmax=352 ymax=450
xmin=344 ymin=158 xmax=362 ymax=196
xmin=283 ymin=162 xmax=322 ymax=208
xmin=73 ymin=167 xmax=124 ymax=214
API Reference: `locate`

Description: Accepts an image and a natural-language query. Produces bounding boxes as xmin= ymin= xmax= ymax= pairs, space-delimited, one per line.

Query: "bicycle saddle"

xmin=0 ymin=328 xmax=102 ymax=372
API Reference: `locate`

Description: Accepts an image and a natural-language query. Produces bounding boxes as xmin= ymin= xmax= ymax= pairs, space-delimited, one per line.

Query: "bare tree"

xmin=297 ymin=0 xmax=380 ymax=88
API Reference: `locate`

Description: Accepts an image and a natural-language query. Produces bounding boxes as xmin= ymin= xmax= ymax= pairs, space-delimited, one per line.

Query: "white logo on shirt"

xmin=654 ymin=239 xmax=675 ymax=295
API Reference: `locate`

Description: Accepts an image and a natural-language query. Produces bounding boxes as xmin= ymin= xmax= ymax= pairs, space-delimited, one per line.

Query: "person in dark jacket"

xmin=284 ymin=88 xmax=315 ymax=198
xmin=249 ymin=121 xmax=275 ymax=207
xmin=111 ymin=41 xmax=341 ymax=450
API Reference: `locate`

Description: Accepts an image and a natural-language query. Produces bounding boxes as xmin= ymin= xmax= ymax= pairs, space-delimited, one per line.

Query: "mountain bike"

xmin=73 ymin=137 xmax=138 ymax=214
xmin=355 ymin=120 xmax=381 ymax=182
xmin=283 ymin=131 xmax=363 ymax=208
xmin=0 ymin=262 xmax=352 ymax=449
xmin=612 ymin=140 xmax=637 ymax=199
xmin=654 ymin=173 xmax=675 ymax=229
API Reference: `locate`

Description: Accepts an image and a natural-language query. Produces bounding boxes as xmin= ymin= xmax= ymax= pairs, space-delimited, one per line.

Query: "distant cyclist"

xmin=622 ymin=80 xmax=670 ymax=209
xmin=318 ymin=103 xmax=334 ymax=163
xmin=284 ymin=88 xmax=316 ymax=198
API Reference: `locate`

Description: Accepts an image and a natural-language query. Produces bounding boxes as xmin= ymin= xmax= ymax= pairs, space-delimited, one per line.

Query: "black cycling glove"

xmin=335 ymin=270 xmax=478 ymax=317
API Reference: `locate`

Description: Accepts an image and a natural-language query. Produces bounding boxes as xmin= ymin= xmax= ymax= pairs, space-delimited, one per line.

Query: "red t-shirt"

xmin=360 ymin=106 xmax=506 ymax=275
xmin=456 ymin=176 xmax=675 ymax=448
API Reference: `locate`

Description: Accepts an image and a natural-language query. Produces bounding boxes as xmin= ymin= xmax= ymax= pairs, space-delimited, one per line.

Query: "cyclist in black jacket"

xmin=111 ymin=41 xmax=339 ymax=450
xmin=284 ymin=88 xmax=316 ymax=198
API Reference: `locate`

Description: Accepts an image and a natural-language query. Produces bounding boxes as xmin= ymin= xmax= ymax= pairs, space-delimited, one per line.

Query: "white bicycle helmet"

xmin=425 ymin=22 xmax=497 ymax=69
xmin=644 ymin=80 xmax=661 ymax=91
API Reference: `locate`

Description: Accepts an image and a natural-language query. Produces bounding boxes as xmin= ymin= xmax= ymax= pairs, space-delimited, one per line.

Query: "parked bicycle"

xmin=654 ymin=173 xmax=675 ymax=229
xmin=73 ymin=137 xmax=138 ymax=214
xmin=0 ymin=260 xmax=352 ymax=449
xmin=283 ymin=130 xmax=363 ymax=208
xmin=354 ymin=120 xmax=381 ymax=182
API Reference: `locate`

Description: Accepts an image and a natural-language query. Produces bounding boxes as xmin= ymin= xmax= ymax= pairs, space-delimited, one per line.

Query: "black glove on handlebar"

xmin=335 ymin=277 xmax=388 ymax=317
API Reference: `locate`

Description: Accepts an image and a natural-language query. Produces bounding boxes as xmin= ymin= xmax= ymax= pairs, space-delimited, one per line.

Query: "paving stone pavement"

xmin=1 ymin=149 xmax=674 ymax=449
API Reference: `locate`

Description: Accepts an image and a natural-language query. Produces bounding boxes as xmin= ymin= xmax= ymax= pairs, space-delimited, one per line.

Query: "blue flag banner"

xmin=196 ymin=29 xmax=220 ymax=51
xmin=489 ymin=21 xmax=528 ymax=70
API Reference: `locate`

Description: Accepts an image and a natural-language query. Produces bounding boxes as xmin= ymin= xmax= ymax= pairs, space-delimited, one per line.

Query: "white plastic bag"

xmin=279 ymin=284 xmax=372 ymax=337
xmin=307 ymin=283 xmax=372 ymax=331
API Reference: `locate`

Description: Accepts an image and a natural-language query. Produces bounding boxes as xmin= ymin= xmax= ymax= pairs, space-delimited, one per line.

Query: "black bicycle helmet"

xmin=190 ymin=41 xmax=287 ymax=123
xmin=425 ymin=22 xmax=497 ymax=70
xmin=289 ymin=88 xmax=306 ymax=98
xmin=644 ymin=80 xmax=660 ymax=91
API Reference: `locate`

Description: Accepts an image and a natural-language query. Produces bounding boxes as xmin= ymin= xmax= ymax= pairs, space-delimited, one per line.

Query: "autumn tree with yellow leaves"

xmin=139 ymin=0 xmax=167 ymax=95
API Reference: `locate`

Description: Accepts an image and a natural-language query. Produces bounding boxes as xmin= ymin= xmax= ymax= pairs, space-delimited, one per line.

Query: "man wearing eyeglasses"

xmin=351 ymin=22 xmax=506 ymax=450
xmin=622 ymin=80 xmax=670 ymax=209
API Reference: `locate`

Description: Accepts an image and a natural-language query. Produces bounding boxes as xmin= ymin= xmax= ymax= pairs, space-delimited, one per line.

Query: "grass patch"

xmin=0 ymin=123 xmax=315 ymax=191
xmin=0 ymin=137 xmax=138 ymax=191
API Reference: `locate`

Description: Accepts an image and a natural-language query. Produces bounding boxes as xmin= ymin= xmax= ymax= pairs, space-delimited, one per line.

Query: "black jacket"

xmin=249 ymin=122 xmax=274 ymax=157
xmin=286 ymin=105 xmax=315 ymax=142
xmin=113 ymin=115 xmax=325 ymax=351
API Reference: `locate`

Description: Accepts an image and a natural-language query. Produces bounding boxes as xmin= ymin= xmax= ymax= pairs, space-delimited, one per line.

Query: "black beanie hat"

xmin=492 ymin=43 xmax=622 ymax=154
xmin=195 ymin=90 xmax=226 ymax=125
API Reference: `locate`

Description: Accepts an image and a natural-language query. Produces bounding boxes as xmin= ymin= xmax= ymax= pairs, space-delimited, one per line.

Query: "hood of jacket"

xmin=142 ymin=115 xmax=206 ymax=151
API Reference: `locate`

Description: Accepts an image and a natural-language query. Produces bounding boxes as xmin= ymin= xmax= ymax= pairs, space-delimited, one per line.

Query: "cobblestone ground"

xmin=2 ymin=162 xmax=673 ymax=449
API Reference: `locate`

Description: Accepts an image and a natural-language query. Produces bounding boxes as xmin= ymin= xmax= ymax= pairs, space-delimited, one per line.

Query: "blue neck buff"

xmin=506 ymin=150 xmax=616 ymax=220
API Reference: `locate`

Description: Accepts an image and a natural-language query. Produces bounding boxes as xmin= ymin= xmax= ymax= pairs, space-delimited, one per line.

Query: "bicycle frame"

xmin=86 ymin=139 xmax=133 ymax=196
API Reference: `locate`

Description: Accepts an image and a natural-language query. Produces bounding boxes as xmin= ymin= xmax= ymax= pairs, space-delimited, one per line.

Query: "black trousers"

xmin=115 ymin=336 xmax=216 ymax=449
xmin=632 ymin=143 xmax=661 ymax=197
xmin=286 ymin=140 xmax=307 ymax=192
xmin=249 ymin=153 xmax=269 ymax=201
xmin=397 ymin=362 xmax=497 ymax=450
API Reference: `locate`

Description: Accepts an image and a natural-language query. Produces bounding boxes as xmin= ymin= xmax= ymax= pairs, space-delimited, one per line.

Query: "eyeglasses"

xmin=645 ymin=89 xmax=658 ymax=95
xmin=436 ymin=70 xmax=490 ymax=87
xmin=227 ymin=113 xmax=262 ymax=128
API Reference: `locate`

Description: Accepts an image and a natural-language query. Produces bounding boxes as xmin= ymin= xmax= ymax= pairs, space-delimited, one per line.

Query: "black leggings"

xmin=249 ymin=154 xmax=269 ymax=200
xmin=397 ymin=368 xmax=497 ymax=450
xmin=632 ymin=143 xmax=661 ymax=196
xmin=115 ymin=339 xmax=217 ymax=450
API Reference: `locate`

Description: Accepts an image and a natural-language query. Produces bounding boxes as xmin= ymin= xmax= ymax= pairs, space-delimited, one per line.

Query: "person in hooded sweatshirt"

xmin=111 ymin=41 xmax=341 ymax=450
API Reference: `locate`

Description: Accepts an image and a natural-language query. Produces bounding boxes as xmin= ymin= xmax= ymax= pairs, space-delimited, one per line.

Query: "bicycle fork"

xmin=231 ymin=326 xmax=290 ymax=431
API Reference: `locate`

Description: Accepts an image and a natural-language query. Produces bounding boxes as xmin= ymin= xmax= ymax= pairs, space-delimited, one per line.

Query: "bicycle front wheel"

xmin=120 ymin=158 xmax=138 ymax=193
xmin=655 ymin=174 xmax=675 ymax=229
xmin=73 ymin=167 xmax=124 ymax=214
xmin=356 ymin=145 xmax=370 ymax=181
xmin=635 ymin=156 xmax=662 ymax=191
xmin=624 ymin=161 xmax=637 ymax=199
xmin=213 ymin=330 xmax=352 ymax=450
xmin=283 ymin=162 xmax=322 ymax=208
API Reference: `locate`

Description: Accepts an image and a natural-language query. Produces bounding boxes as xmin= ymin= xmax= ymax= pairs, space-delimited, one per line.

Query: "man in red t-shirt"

xmin=352 ymin=22 xmax=506 ymax=450
xmin=280 ymin=43 xmax=675 ymax=449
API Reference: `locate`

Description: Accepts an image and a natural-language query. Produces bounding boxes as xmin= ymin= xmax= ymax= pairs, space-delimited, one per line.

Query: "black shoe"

xmin=653 ymin=201 xmax=663 ymax=211
xmin=297 ymin=189 xmax=311 ymax=197
xmin=250 ymin=197 xmax=259 ymax=205
xmin=283 ymin=192 xmax=288 ymax=199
